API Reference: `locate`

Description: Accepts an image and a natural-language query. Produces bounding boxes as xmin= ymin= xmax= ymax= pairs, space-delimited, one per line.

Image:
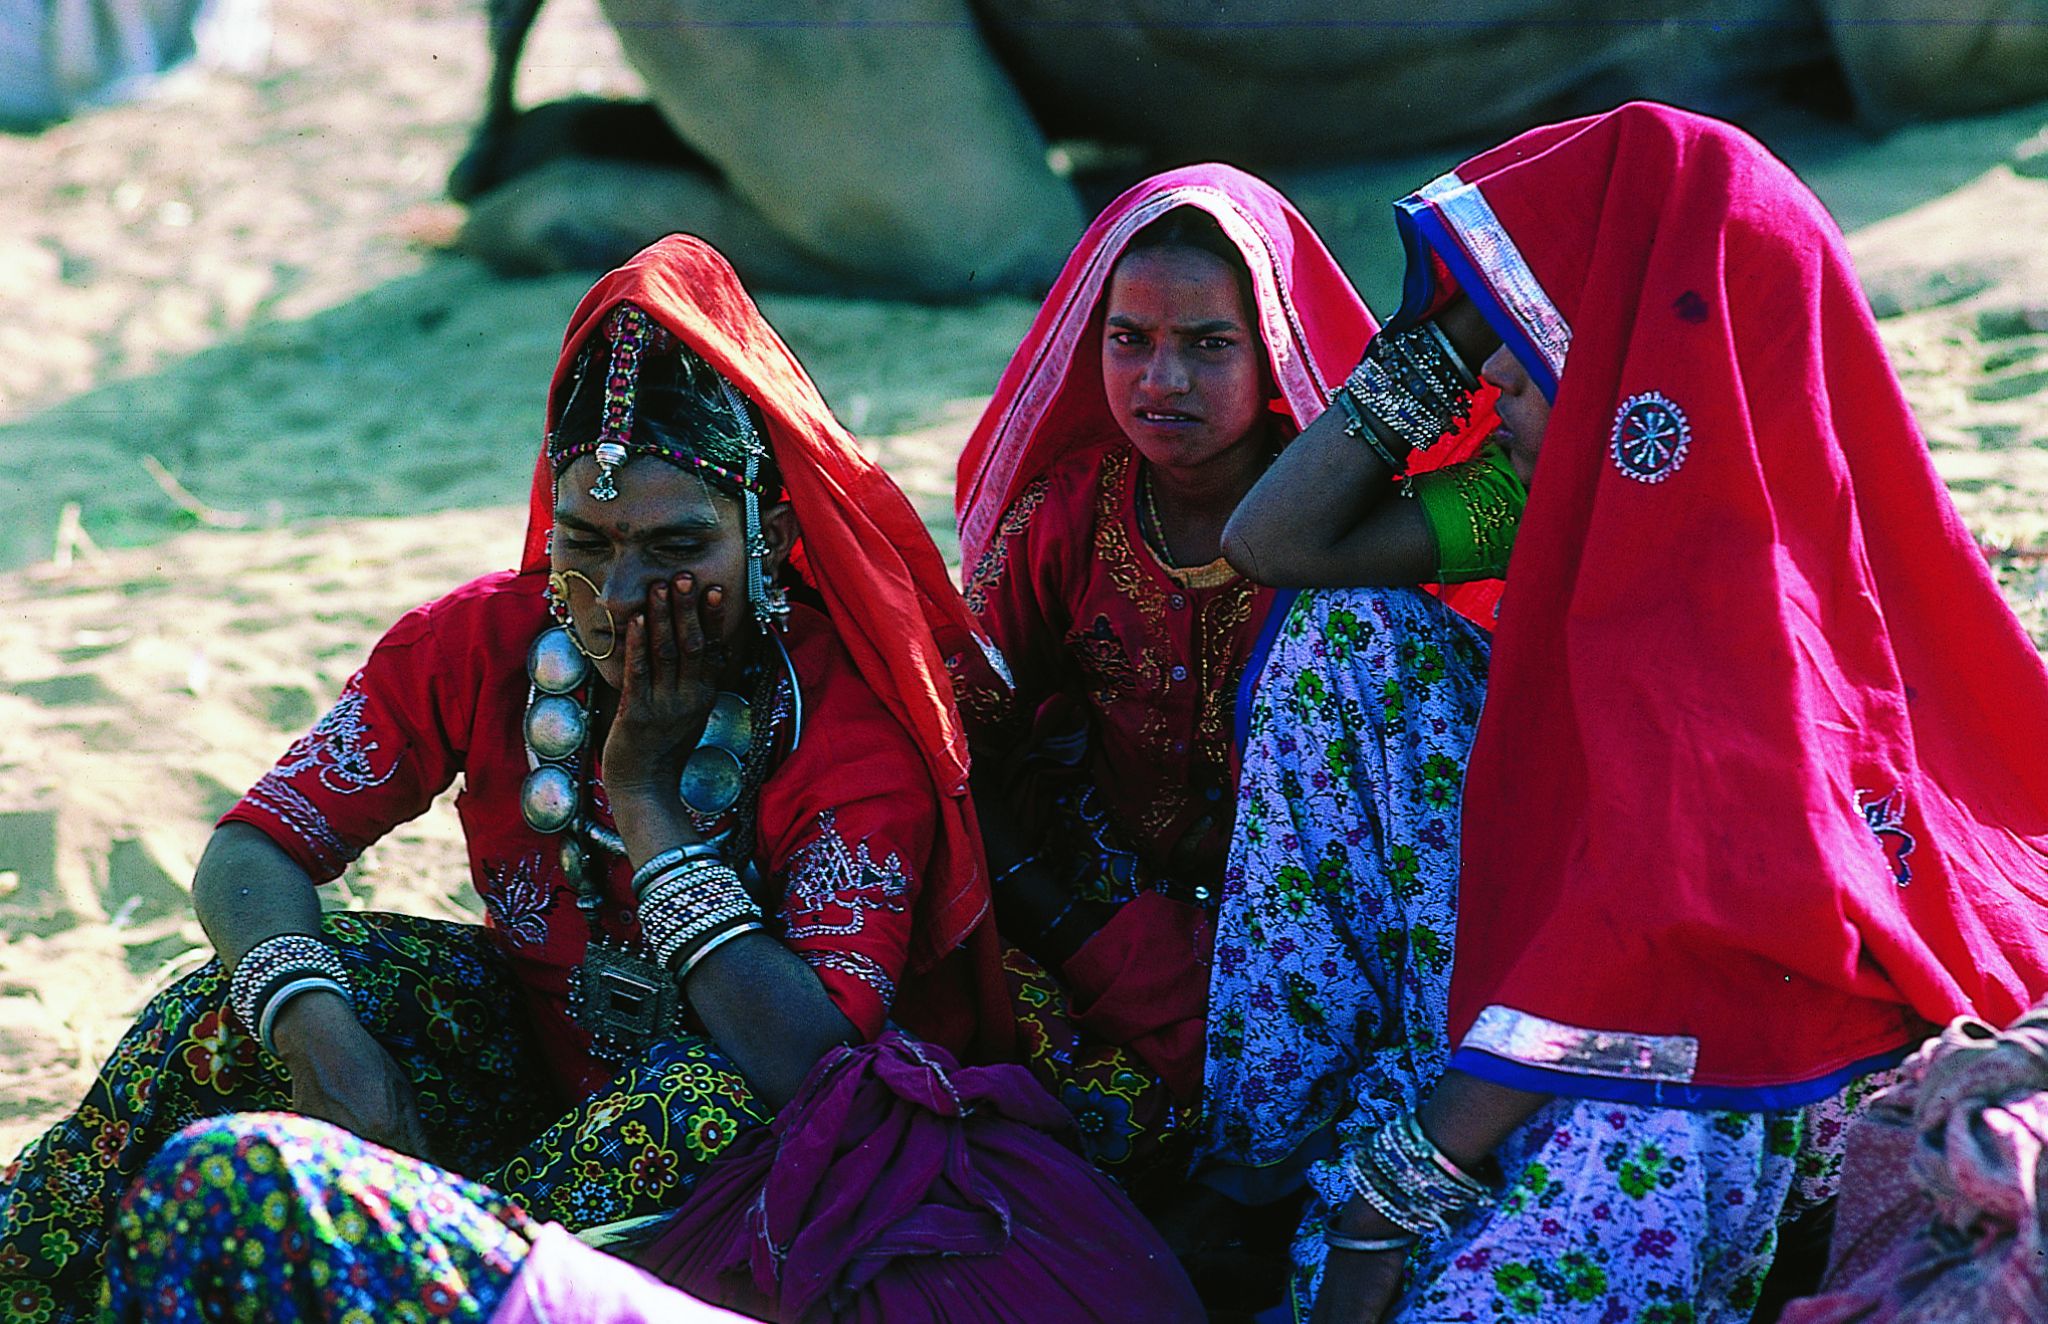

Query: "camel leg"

xmin=596 ymin=0 xmax=1085 ymax=297
xmin=447 ymin=0 xmax=550 ymax=200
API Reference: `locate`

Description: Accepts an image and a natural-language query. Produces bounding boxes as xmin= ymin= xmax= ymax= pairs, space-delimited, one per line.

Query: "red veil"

xmin=520 ymin=237 xmax=1006 ymax=1044
xmin=1390 ymin=104 xmax=2048 ymax=1106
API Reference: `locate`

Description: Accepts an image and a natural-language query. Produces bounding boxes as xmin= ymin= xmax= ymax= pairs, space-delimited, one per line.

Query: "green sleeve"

xmin=1410 ymin=443 xmax=1529 ymax=584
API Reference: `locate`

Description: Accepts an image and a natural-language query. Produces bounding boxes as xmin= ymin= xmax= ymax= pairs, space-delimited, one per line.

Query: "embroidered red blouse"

xmin=222 ymin=573 xmax=966 ymax=1102
xmin=956 ymin=437 xmax=1273 ymax=901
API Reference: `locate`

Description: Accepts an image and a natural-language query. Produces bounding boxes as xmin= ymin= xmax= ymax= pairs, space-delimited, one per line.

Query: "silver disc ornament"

xmin=679 ymin=746 xmax=745 ymax=818
xmin=524 ymin=694 xmax=589 ymax=761
xmin=528 ymin=627 xmax=589 ymax=695
xmin=702 ymin=691 xmax=753 ymax=760
xmin=521 ymin=764 xmax=581 ymax=833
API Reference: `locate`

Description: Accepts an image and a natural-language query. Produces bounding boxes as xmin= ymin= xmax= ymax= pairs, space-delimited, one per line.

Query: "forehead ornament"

xmin=589 ymin=305 xmax=668 ymax=502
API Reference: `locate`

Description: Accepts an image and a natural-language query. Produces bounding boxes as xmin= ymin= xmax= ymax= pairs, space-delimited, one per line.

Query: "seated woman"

xmin=0 ymin=234 xmax=1024 ymax=1322
xmin=1202 ymin=102 xmax=2048 ymax=1323
xmin=953 ymin=165 xmax=1486 ymax=1178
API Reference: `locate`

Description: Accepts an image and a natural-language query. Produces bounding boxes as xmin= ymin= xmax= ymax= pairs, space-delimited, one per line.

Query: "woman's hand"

xmin=1310 ymin=1197 xmax=1408 ymax=1324
xmin=270 ymin=990 xmax=434 ymax=1160
xmin=602 ymin=573 xmax=729 ymax=802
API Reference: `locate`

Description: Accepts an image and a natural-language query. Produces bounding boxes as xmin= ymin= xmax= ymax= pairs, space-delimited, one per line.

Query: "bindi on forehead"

xmin=554 ymin=456 xmax=730 ymax=533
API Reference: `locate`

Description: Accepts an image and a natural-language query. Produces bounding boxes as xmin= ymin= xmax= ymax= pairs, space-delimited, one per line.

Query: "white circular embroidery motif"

xmin=1610 ymin=391 xmax=1690 ymax=483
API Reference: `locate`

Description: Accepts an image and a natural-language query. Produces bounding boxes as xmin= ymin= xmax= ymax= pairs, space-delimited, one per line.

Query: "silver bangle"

xmin=630 ymin=842 xmax=723 ymax=896
xmin=1322 ymin=1218 xmax=1416 ymax=1255
xmin=675 ymin=920 xmax=765 ymax=980
xmin=256 ymin=975 xmax=350 ymax=1057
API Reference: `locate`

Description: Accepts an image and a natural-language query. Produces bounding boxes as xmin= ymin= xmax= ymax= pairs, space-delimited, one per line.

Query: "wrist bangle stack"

xmin=634 ymin=856 xmax=764 ymax=974
xmin=229 ymin=934 xmax=355 ymax=1057
xmin=1341 ymin=1110 xmax=1495 ymax=1240
xmin=1333 ymin=322 xmax=1480 ymax=469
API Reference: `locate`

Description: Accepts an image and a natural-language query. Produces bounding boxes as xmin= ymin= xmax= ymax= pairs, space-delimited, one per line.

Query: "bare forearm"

xmin=191 ymin=822 xmax=327 ymax=968
xmin=1223 ymin=406 xmax=1415 ymax=586
xmin=1416 ymin=1069 xmax=1551 ymax=1175
xmin=684 ymin=933 xmax=859 ymax=1108
xmin=611 ymin=789 xmax=858 ymax=1108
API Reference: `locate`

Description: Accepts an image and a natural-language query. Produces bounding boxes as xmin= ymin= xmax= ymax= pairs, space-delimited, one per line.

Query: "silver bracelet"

xmin=229 ymin=934 xmax=350 ymax=1036
xmin=629 ymin=842 xmax=723 ymax=896
xmin=256 ymin=975 xmax=351 ymax=1057
xmin=1322 ymin=1218 xmax=1416 ymax=1255
xmin=675 ymin=920 xmax=765 ymax=980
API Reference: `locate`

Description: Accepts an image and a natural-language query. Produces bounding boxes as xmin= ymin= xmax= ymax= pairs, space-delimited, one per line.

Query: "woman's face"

xmin=1101 ymin=245 xmax=1268 ymax=477
xmin=1480 ymin=345 xmax=1550 ymax=487
xmin=551 ymin=455 xmax=793 ymax=689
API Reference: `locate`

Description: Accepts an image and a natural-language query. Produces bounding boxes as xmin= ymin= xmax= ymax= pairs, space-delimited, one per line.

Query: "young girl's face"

xmin=1101 ymin=245 xmax=1268 ymax=477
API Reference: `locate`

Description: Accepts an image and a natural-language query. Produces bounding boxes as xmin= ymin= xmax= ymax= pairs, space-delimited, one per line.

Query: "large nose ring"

xmin=546 ymin=569 xmax=617 ymax=661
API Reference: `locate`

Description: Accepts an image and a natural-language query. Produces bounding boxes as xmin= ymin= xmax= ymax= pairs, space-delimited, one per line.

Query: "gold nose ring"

xmin=547 ymin=569 xmax=617 ymax=661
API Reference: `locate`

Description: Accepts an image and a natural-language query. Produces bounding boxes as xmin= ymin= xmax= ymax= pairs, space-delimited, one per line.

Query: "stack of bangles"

xmin=1325 ymin=1110 xmax=1497 ymax=1255
xmin=228 ymin=934 xmax=356 ymax=1058
xmin=630 ymin=844 xmax=765 ymax=977
xmin=1329 ymin=321 xmax=1479 ymax=475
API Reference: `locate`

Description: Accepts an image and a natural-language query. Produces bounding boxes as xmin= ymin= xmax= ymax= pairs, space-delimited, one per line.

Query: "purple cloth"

xmin=1785 ymin=1016 xmax=2048 ymax=1323
xmin=634 ymin=1032 xmax=1203 ymax=1322
xmin=490 ymin=1225 xmax=747 ymax=1324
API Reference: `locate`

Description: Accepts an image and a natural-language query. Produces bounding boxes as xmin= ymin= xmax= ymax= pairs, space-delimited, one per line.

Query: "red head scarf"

xmin=1393 ymin=103 xmax=2048 ymax=1107
xmin=957 ymin=162 xmax=1500 ymax=625
xmin=522 ymin=236 xmax=996 ymax=980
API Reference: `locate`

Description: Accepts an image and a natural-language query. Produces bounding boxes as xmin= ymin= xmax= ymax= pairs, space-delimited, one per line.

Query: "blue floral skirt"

xmin=1199 ymin=587 xmax=1874 ymax=1322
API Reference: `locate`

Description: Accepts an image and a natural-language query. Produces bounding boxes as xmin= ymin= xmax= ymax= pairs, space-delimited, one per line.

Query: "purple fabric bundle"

xmin=1785 ymin=1015 xmax=2048 ymax=1323
xmin=633 ymin=1032 xmax=1203 ymax=1323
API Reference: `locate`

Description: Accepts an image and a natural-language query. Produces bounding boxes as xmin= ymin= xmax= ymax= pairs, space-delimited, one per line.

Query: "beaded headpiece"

xmin=548 ymin=304 xmax=772 ymax=501
xmin=547 ymin=302 xmax=788 ymax=634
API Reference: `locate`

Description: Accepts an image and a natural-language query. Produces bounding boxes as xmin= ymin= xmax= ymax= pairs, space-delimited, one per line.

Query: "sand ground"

xmin=3 ymin=0 xmax=2047 ymax=1158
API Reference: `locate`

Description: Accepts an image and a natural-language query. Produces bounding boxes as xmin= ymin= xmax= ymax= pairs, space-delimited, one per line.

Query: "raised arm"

xmin=1223 ymin=300 xmax=1500 ymax=588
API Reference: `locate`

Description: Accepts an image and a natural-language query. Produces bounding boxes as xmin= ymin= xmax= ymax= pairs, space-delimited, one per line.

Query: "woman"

xmin=1204 ymin=102 xmax=2048 ymax=1322
xmin=953 ymin=166 xmax=1488 ymax=1176
xmin=0 ymin=234 xmax=1018 ymax=1322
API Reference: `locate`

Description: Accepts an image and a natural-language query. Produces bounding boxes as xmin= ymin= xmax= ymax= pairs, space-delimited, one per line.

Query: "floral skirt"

xmin=1199 ymin=587 xmax=1877 ymax=1323
xmin=0 ymin=912 xmax=766 ymax=1324
xmin=105 ymin=1113 xmax=537 ymax=1324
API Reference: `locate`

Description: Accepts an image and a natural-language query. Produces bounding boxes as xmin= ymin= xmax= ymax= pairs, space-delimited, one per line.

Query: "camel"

xmin=451 ymin=0 xmax=2048 ymax=298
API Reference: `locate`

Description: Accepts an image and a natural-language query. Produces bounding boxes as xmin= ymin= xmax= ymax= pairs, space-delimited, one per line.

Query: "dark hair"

xmin=1117 ymin=206 xmax=1257 ymax=313
xmin=549 ymin=334 xmax=783 ymax=498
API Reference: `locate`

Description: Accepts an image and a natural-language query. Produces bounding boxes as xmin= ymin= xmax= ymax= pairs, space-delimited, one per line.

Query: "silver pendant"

xmin=520 ymin=764 xmax=580 ymax=834
xmin=524 ymin=694 xmax=589 ymax=761
xmin=702 ymin=691 xmax=753 ymax=760
xmin=678 ymin=745 xmax=744 ymax=818
xmin=568 ymin=938 xmax=681 ymax=1061
xmin=528 ymin=627 xmax=588 ymax=695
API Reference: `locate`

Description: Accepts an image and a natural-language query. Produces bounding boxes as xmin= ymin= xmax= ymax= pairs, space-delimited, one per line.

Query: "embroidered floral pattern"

xmin=480 ymin=854 xmax=556 ymax=948
xmin=796 ymin=949 xmax=898 ymax=1008
xmin=777 ymin=810 xmax=913 ymax=940
xmin=0 ymin=914 xmax=766 ymax=1323
xmin=271 ymin=686 xmax=401 ymax=795
xmin=1855 ymin=788 xmax=1916 ymax=887
xmin=106 ymin=1115 xmax=532 ymax=1324
xmin=963 ymin=478 xmax=1050 ymax=617
xmin=243 ymin=776 xmax=353 ymax=873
